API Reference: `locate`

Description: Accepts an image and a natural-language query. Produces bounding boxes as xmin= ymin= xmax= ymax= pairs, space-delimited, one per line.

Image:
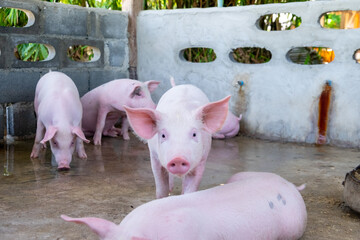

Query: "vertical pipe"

xmin=6 ymin=104 xmax=14 ymax=136
xmin=217 ymin=0 xmax=223 ymax=7
xmin=317 ymin=80 xmax=332 ymax=144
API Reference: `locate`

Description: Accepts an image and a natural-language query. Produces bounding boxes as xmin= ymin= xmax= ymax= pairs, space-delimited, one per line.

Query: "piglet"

xmin=81 ymin=79 xmax=159 ymax=145
xmin=61 ymin=172 xmax=307 ymax=240
xmin=124 ymin=84 xmax=230 ymax=198
xmin=212 ymin=112 xmax=242 ymax=139
xmin=30 ymin=71 xmax=89 ymax=169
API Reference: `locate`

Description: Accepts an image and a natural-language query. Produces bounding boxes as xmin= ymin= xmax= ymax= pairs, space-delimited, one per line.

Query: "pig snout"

xmin=167 ymin=157 xmax=190 ymax=175
xmin=58 ymin=160 xmax=70 ymax=170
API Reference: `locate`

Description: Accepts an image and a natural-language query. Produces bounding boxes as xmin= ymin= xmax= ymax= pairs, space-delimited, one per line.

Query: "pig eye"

xmin=191 ymin=129 xmax=199 ymax=142
xmin=160 ymin=129 xmax=168 ymax=143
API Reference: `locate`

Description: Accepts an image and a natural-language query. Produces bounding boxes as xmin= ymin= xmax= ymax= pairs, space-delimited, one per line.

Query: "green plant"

xmin=15 ymin=43 xmax=49 ymax=62
xmin=67 ymin=45 xmax=95 ymax=62
xmin=322 ymin=13 xmax=341 ymax=29
xmin=183 ymin=48 xmax=216 ymax=63
xmin=0 ymin=7 xmax=28 ymax=27
xmin=232 ymin=48 xmax=271 ymax=64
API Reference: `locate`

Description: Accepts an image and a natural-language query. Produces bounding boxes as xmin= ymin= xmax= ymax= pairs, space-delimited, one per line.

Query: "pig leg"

xmin=93 ymin=109 xmax=109 ymax=145
xmin=76 ymin=137 xmax=87 ymax=159
xmin=182 ymin=159 xmax=206 ymax=194
xmin=30 ymin=120 xmax=46 ymax=158
xmin=103 ymin=127 xmax=119 ymax=137
xmin=121 ymin=117 xmax=130 ymax=140
xmin=150 ymin=150 xmax=169 ymax=198
xmin=169 ymin=174 xmax=174 ymax=193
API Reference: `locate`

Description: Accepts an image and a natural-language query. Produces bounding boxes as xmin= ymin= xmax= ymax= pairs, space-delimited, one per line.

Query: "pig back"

xmin=35 ymin=72 xmax=83 ymax=121
xmin=156 ymin=84 xmax=209 ymax=112
xmin=119 ymin=172 xmax=307 ymax=240
xmin=36 ymin=71 xmax=80 ymax=103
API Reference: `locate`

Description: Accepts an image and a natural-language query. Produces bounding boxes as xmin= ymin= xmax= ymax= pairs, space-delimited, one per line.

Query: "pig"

xmin=81 ymin=79 xmax=160 ymax=145
xmin=212 ymin=112 xmax=242 ymax=139
xmin=61 ymin=172 xmax=307 ymax=240
xmin=30 ymin=71 xmax=89 ymax=169
xmin=124 ymin=84 xmax=230 ymax=198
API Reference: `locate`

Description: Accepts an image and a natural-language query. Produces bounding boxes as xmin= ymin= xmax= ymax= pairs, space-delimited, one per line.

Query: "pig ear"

xmin=72 ymin=127 xmax=90 ymax=143
xmin=40 ymin=126 xmax=57 ymax=144
xmin=145 ymin=80 xmax=160 ymax=93
xmin=195 ymin=96 xmax=230 ymax=133
xmin=61 ymin=215 xmax=117 ymax=239
xmin=123 ymin=106 xmax=160 ymax=139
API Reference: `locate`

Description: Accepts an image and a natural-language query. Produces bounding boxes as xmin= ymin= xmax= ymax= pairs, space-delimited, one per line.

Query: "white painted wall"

xmin=137 ymin=0 xmax=360 ymax=148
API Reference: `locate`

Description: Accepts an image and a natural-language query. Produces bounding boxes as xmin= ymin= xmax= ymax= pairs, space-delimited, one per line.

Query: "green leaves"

xmin=16 ymin=44 xmax=49 ymax=62
xmin=0 ymin=7 xmax=28 ymax=27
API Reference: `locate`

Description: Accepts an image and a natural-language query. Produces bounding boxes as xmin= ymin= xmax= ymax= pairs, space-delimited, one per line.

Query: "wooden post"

xmin=123 ymin=0 xmax=143 ymax=79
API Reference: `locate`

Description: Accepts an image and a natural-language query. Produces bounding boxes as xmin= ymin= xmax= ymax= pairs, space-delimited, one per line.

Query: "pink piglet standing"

xmin=124 ymin=84 xmax=230 ymax=198
xmin=62 ymin=172 xmax=307 ymax=240
xmin=81 ymin=79 xmax=160 ymax=145
xmin=30 ymin=71 xmax=90 ymax=169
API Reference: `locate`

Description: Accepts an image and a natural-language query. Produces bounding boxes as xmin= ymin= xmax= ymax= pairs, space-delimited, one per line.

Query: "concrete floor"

xmin=0 ymin=135 xmax=359 ymax=239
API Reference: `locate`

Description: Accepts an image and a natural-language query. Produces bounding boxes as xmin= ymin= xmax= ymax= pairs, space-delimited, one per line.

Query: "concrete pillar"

xmin=122 ymin=0 xmax=143 ymax=79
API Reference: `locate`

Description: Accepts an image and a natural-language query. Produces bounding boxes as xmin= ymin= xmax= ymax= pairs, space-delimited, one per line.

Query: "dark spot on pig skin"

xmin=268 ymin=201 xmax=274 ymax=209
xmin=277 ymin=194 xmax=282 ymax=201
xmin=282 ymin=199 xmax=286 ymax=205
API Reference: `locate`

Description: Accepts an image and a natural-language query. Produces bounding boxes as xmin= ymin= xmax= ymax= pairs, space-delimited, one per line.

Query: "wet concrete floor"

xmin=0 ymin=135 xmax=360 ymax=239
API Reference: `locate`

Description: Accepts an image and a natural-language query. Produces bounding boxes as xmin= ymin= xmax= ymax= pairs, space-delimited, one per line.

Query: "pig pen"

xmin=1 ymin=0 xmax=360 ymax=239
xmin=0 ymin=135 xmax=359 ymax=239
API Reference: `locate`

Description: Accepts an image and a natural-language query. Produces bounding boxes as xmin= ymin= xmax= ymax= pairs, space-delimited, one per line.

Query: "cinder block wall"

xmin=0 ymin=0 xmax=129 ymax=139
xmin=137 ymin=0 xmax=360 ymax=148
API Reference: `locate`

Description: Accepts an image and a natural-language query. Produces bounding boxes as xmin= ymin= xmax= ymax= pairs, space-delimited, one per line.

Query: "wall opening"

xmin=67 ymin=45 xmax=100 ymax=62
xmin=180 ymin=48 xmax=216 ymax=63
xmin=353 ymin=49 xmax=360 ymax=63
xmin=287 ymin=47 xmax=335 ymax=65
xmin=230 ymin=47 xmax=272 ymax=64
xmin=320 ymin=10 xmax=360 ymax=29
xmin=258 ymin=12 xmax=301 ymax=31
xmin=14 ymin=43 xmax=55 ymax=62
xmin=0 ymin=7 xmax=35 ymax=27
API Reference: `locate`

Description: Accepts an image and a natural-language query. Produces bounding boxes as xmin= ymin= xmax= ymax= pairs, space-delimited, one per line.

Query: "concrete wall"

xmin=137 ymin=0 xmax=360 ymax=148
xmin=0 ymin=0 xmax=129 ymax=139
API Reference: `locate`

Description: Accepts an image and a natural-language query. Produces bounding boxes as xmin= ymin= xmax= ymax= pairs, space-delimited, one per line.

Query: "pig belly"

xmin=103 ymin=111 xmax=122 ymax=131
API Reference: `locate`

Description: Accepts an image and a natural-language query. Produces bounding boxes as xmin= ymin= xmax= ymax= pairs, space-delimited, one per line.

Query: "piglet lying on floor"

xmin=30 ymin=71 xmax=89 ymax=169
xmin=81 ymin=79 xmax=159 ymax=145
xmin=62 ymin=172 xmax=307 ymax=240
xmin=212 ymin=112 xmax=242 ymax=139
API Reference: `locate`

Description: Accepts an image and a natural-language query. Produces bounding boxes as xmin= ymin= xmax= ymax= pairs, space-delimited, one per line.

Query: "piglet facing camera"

xmin=125 ymin=84 xmax=230 ymax=198
xmin=62 ymin=172 xmax=307 ymax=240
xmin=30 ymin=71 xmax=89 ymax=170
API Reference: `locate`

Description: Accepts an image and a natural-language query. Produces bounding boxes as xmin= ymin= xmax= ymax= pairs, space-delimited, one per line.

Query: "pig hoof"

xmin=30 ymin=150 xmax=40 ymax=158
xmin=93 ymin=138 xmax=102 ymax=146
xmin=78 ymin=153 xmax=87 ymax=159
